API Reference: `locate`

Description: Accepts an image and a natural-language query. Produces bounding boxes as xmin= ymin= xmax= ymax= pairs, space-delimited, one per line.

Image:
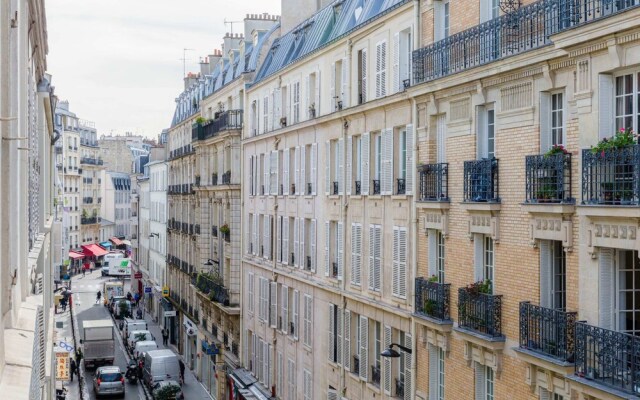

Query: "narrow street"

xmin=71 ymin=270 xmax=211 ymax=400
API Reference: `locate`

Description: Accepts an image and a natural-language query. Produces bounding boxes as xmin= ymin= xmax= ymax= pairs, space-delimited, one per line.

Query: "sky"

xmin=46 ymin=0 xmax=281 ymax=139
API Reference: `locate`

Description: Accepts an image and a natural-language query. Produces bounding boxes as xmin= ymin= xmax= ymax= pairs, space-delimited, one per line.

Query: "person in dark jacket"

xmin=70 ymin=358 xmax=77 ymax=382
xmin=178 ymin=358 xmax=185 ymax=383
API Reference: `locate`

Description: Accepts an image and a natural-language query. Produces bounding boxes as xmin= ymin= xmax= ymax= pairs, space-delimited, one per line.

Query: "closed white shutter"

xmin=476 ymin=107 xmax=488 ymax=159
xmin=539 ymin=387 xmax=551 ymax=400
xmin=344 ymin=310 xmax=351 ymax=371
xmin=598 ymin=74 xmax=614 ymax=139
xmin=393 ymin=33 xmax=400 ymax=93
xmin=287 ymin=359 xmax=295 ymax=400
xmin=268 ymin=344 xmax=274 ymax=387
xmin=436 ymin=115 xmax=447 ymax=163
xmin=310 ymin=219 xmax=317 ymax=272
xmin=361 ymin=49 xmax=368 ymax=102
xmin=305 ymin=75 xmax=310 ymax=119
xmin=311 ymin=143 xmax=318 ymax=195
xmin=428 ymin=344 xmax=438 ymax=400
xmin=304 ymin=295 xmax=313 ymax=346
xmin=246 ymin=213 xmax=251 ymax=254
xmin=428 ymin=229 xmax=438 ymax=277
xmin=325 ymin=141 xmax=331 ymax=195
xmin=329 ymin=304 xmax=336 ymax=362
xmin=299 ymin=218 xmax=306 ymax=269
xmin=351 ymin=223 xmax=362 ymax=286
xmin=249 ymin=155 xmax=254 ymax=195
xmin=382 ymin=128 xmax=394 ymax=195
xmin=474 ymin=362 xmax=486 ymax=400
xmin=369 ymin=225 xmax=375 ymax=290
xmin=404 ymin=333 xmax=412 ymax=400
xmin=304 ymin=370 xmax=312 ymax=400
xmin=263 ymin=342 xmax=269 ymax=385
xmin=327 ymin=388 xmax=338 ymax=400
xmin=277 ymin=216 xmax=283 ymax=263
xmin=539 ymin=240 xmax=552 ymax=308
xmin=248 ymin=272 xmax=254 ymax=313
xmin=282 ymin=285 xmax=289 ymax=333
xmin=474 ymin=233 xmax=484 ymax=282
xmin=383 ymin=325 xmax=392 ymax=394
xmin=361 ymin=133 xmax=370 ymax=194
xmin=346 ymin=136 xmax=353 ymax=195
xmin=341 ymin=57 xmax=350 ymax=108
xmin=359 ymin=316 xmax=369 ymax=381
xmin=376 ymin=41 xmax=387 ymax=98
xmin=539 ymin=92 xmax=552 ymax=152
xmin=252 ymin=216 xmax=258 ymax=255
xmin=264 ymin=154 xmax=270 ymax=195
xmin=295 ymin=146 xmax=301 ymax=195
xmin=338 ymin=138 xmax=345 ymax=195
xmin=405 ymin=124 xmax=415 ymax=194
xmin=277 ymin=351 xmax=283 ymax=397
xmin=330 ymin=62 xmax=336 ymax=111
xmin=315 ymin=68 xmax=321 ymax=115
xmin=393 ymin=227 xmax=400 ymax=297
xmin=294 ymin=217 xmax=300 ymax=267
xmin=325 ymin=221 xmax=331 ymax=277
xmin=300 ymin=145 xmax=306 ymax=195
xmin=264 ymin=216 xmax=271 ymax=260
xmin=293 ymin=290 xmax=300 ymax=340
xmin=252 ymin=334 xmax=257 ymax=373
xmin=283 ymin=148 xmax=290 ymax=195
xmin=337 ymin=306 xmax=343 ymax=366
xmin=270 ymin=150 xmax=278 ymax=195
xmin=599 ymin=248 xmax=614 ymax=330
xmin=398 ymin=227 xmax=407 ymax=298
xmin=337 ymin=221 xmax=344 ymax=280
xmin=270 ymin=282 xmax=278 ymax=328
xmin=283 ymin=217 xmax=290 ymax=265
xmin=374 ymin=226 xmax=382 ymax=291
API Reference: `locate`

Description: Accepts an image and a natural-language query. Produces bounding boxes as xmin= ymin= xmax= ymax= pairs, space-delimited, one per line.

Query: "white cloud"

xmin=46 ymin=0 xmax=280 ymax=138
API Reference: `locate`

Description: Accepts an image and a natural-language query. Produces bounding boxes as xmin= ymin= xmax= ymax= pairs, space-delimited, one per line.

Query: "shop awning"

xmin=109 ymin=237 xmax=124 ymax=246
xmin=68 ymin=251 xmax=84 ymax=260
xmin=81 ymin=244 xmax=108 ymax=257
xmin=100 ymin=241 xmax=112 ymax=249
xmin=121 ymin=240 xmax=132 ymax=246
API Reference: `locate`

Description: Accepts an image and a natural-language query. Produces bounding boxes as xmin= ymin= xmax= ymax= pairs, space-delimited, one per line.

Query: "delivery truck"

xmin=81 ymin=319 xmax=115 ymax=369
xmin=104 ymin=252 xmax=132 ymax=277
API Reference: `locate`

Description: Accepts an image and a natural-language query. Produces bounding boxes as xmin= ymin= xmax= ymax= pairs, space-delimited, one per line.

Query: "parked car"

xmin=93 ymin=366 xmax=125 ymax=398
xmin=152 ymin=380 xmax=184 ymax=400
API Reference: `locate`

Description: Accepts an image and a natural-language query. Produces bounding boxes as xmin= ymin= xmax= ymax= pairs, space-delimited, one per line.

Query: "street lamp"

xmin=149 ymin=232 xmax=159 ymax=238
xmin=204 ymin=258 xmax=219 ymax=266
xmin=381 ymin=343 xmax=412 ymax=358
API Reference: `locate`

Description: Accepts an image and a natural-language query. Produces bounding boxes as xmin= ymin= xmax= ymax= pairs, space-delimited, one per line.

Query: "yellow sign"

xmin=55 ymin=351 xmax=70 ymax=381
xmin=162 ymin=286 xmax=170 ymax=297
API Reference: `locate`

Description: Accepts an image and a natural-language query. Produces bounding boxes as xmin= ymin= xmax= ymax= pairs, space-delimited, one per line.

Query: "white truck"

xmin=81 ymin=319 xmax=115 ymax=369
xmin=104 ymin=252 xmax=132 ymax=277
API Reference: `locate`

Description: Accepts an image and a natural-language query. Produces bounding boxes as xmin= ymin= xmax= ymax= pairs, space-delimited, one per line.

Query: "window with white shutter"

xmin=263 ymin=96 xmax=269 ymax=133
xmin=381 ymin=128 xmax=394 ymax=195
xmin=263 ymin=342 xmax=269 ymax=385
xmin=303 ymin=369 xmax=312 ymax=400
xmin=375 ymin=41 xmax=387 ymax=98
xmin=351 ymin=223 xmax=362 ymax=286
xmin=293 ymin=81 xmax=301 ymax=123
xmin=403 ymin=333 xmax=413 ymax=400
xmin=310 ymin=143 xmax=318 ymax=195
xmin=283 ymin=148 xmax=290 ymax=195
xmin=341 ymin=57 xmax=350 ymax=108
xmin=428 ymin=344 xmax=446 ymax=400
xmin=344 ymin=310 xmax=351 ymax=370
xmin=358 ymin=48 xmax=368 ymax=104
xmin=383 ymin=325 xmax=392 ymax=395
xmin=288 ymin=359 xmax=296 ymax=400
xmin=277 ymin=352 xmax=284 ymax=398
xmin=338 ymin=138 xmax=345 ymax=195
xmin=283 ymin=217 xmax=290 ymax=266
xmin=294 ymin=217 xmax=300 ymax=267
xmin=263 ymin=154 xmax=269 ymax=195
xmin=303 ymin=294 xmax=313 ymax=347
xmin=359 ymin=315 xmax=369 ymax=381
xmin=474 ymin=362 xmax=486 ymax=400
xmin=369 ymin=225 xmax=382 ymax=292
xmin=310 ymin=219 xmax=317 ymax=272
xmin=277 ymin=216 xmax=283 ymax=263
xmin=337 ymin=222 xmax=344 ymax=280
xmin=393 ymin=226 xmax=408 ymax=299
xmin=300 ymin=144 xmax=306 ymax=195
xmin=268 ymin=344 xmax=274 ymax=388
xmin=325 ymin=221 xmax=331 ymax=277
xmin=393 ymin=32 xmax=400 ymax=94
xmin=263 ymin=216 xmax=271 ymax=260
xmin=293 ymin=290 xmax=299 ymax=340
xmin=299 ymin=218 xmax=306 ymax=270
xmin=361 ymin=132 xmax=370 ymax=194
xmin=270 ymin=282 xmax=278 ymax=328
xmin=249 ymin=155 xmax=254 ymax=196
xmin=346 ymin=136 xmax=353 ymax=195
xmin=295 ymin=146 xmax=301 ymax=195
xmin=248 ymin=272 xmax=254 ymax=314
xmin=337 ymin=307 xmax=343 ymax=366
xmin=270 ymin=151 xmax=279 ymax=195
xmin=329 ymin=304 xmax=337 ymax=362
xmin=281 ymin=285 xmax=289 ymax=333
xmin=325 ymin=141 xmax=332 ymax=195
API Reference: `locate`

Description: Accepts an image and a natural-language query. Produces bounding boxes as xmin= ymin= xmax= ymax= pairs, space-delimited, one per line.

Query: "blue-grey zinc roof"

xmin=253 ymin=0 xmax=408 ymax=85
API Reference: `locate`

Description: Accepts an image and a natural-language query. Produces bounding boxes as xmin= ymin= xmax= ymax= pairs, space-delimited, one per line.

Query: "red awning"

xmin=81 ymin=244 xmax=108 ymax=257
xmin=109 ymin=237 xmax=124 ymax=246
xmin=68 ymin=251 xmax=84 ymax=260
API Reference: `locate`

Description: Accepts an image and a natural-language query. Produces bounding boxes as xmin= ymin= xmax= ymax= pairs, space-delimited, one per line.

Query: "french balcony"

xmin=582 ymin=145 xmax=640 ymax=205
xmin=418 ymin=163 xmax=449 ymax=201
xmin=457 ymin=286 xmax=503 ymax=338
xmin=355 ymin=180 xmax=361 ymax=195
xmin=332 ymin=181 xmax=339 ymax=195
xmin=574 ymin=322 xmax=640 ymax=397
xmin=463 ymin=158 xmax=499 ymax=203
xmin=525 ymin=153 xmax=573 ymax=204
xmin=395 ymin=378 xmax=405 ymax=398
xmin=331 ymin=262 xmax=338 ymax=278
xmin=192 ymin=110 xmax=243 ymax=141
xmin=518 ymin=302 xmax=577 ymax=365
xmin=412 ymin=0 xmax=640 ymax=85
xmin=211 ymin=225 xmax=218 ymax=237
xmin=194 ymin=273 xmax=231 ymax=306
xmin=372 ymin=179 xmax=381 ymax=195
xmin=222 ymin=171 xmax=231 ymax=185
xmin=396 ymin=178 xmax=406 ymax=195
xmin=305 ymin=256 xmax=312 ymax=271
xmin=371 ymin=365 xmax=381 ymax=387
xmin=352 ymin=355 xmax=360 ymax=376
xmin=80 ymin=157 xmax=104 ymax=166
xmin=195 ymin=176 xmax=200 ymax=186
xmin=223 ymin=230 xmax=230 ymax=242
xmin=81 ymin=216 xmax=99 ymax=225
xmin=290 ymin=183 xmax=296 ymax=194
xmin=307 ymin=182 xmax=312 ymax=195
xmin=290 ymin=252 xmax=295 ymax=266
xmin=211 ymin=173 xmax=218 ymax=186
xmin=415 ymin=278 xmax=451 ymax=322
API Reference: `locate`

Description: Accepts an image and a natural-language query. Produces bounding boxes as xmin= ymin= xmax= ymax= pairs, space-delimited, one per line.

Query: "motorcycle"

xmin=55 ymin=387 xmax=67 ymax=400
xmin=125 ymin=360 xmax=139 ymax=384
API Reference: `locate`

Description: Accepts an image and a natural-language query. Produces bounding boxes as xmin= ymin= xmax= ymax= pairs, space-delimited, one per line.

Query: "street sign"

xmin=134 ymin=272 xmax=143 ymax=279
xmin=164 ymin=310 xmax=176 ymax=317
xmin=144 ymin=287 xmax=152 ymax=293
xmin=162 ymin=286 xmax=170 ymax=297
xmin=55 ymin=351 xmax=70 ymax=381
xmin=59 ymin=340 xmax=74 ymax=352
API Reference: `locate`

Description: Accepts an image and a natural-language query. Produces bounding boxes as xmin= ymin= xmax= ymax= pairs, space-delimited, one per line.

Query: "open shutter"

xmin=299 ymin=218 xmax=306 ymax=270
xmin=383 ymin=325 xmax=392 ymax=395
xmin=476 ymin=107 xmax=487 ymax=158
xmin=474 ymin=233 xmax=484 ymax=282
xmin=375 ymin=226 xmax=382 ymax=291
xmin=399 ymin=228 xmax=407 ymax=298
xmin=368 ymin=225 xmax=376 ymax=290
xmin=300 ymin=145 xmax=306 ymax=195
xmin=248 ymin=273 xmax=254 ymax=313
xmin=294 ymin=218 xmax=300 ymax=267
xmin=362 ymin=133 xmax=370 ymax=195
xmin=381 ymin=128 xmax=394 ymax=195
xmin=341 ymin=57 xmax=350 ymax=108
xmin=474 ymin=362 xmax=486 ymax=400
xmin=328 ymin=304 xmax=335 ymax=361
xmin=325 ymin=141 xmax=331 ymax=195
xmin=245 ymin=213 xmax=251 ymax=254
xmin=283 ymin=148 xmax=290 ymax=195
xmin=295 ymin=146 xmax=301 ymax=195
xmin=404 ymin=333 xmax=412 ymax=400
xmin=338 ymin=138 xmax=345 ymax=195
xmin=311 ymin=143 xmax=318 ymax=195
xmin=337 ymin=222 xmax=344 ymax=280
xmin=249 ymin=155 xmax=254 ymax=195
xmin=337 ymin=307 xmax=343 ymax=367
xmin=277 ymin=216 xmax=283 ymax=263
xmin=271 ymin=151 xmax=279 ymax=195
xmin=539 ymin=92 xmax=551 ymax=152
xmin=539 ymin=240 xmax=552 ymax=308
xmin=351 ymin=223 xmax=362 ymax=286
xmin=539 ymin=388 xmax=551 ymax=400
xmin=405 ymin=124 xmax=414 ymax=194
xmin=346 ymin=136 xmax=353 ymax=195
xmin=277 ymin=352 xmax=283 ymax=397
xmin=598 ymin=74 xmax=614 ymax=139
xmin=359 ymin=316 xmax=369 ymax=381
xmin=325 ymin=221 xmax=331 ymax=276
xmin=264 ymin=217 xmax=270 ymax=260
xmin=315 ymin=68 xmax=321 ymax=115
xmin=344 ymin=310 xmax=351 ymax=371
xmin=283 ymin=217 xmax=289 ymax=265
xmin=264 ymin=155 xmax=270 ymax=195
xmin=282 ymin=285 xmax=289 ymax=333
xmin=330 ymin=62 xmax=336 ymax=111
xmin=263 ymin=342 xmax=270 ymax=385
xmin=305 ymin=75 xmax=311 ymax=119
xmin=428 ymin=229 xmax=438 ymax=277
xmin=599 ymin=248 xmax=614 ymax=330
xmin=361 ymin=49 xmax=368 ymax=102
xmin=428 ymin=345 xmax=438 ymax=400
xmin=252 ymin=217 xmax=258 ymax=255
xmin=393 ymin=33 xmax=400 ymax=93
xmin=293 ymin=290 xmax=300 ymax=340
xmin=310 ymin=219 xmax=317 ymax=272
xmin=270 ymin=282 xmax=278 ymax=328
xmin=252 ymin=334 xmax=257 ymax=372
xmin=393 ymin=227 xmax=400 ymax=297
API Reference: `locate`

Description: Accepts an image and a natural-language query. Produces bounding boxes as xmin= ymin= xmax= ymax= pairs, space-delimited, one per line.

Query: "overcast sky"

xmin=46 ymin=0 xmax=281 ymax=139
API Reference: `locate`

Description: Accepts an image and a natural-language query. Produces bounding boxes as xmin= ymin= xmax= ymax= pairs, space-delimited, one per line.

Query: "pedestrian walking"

xmin=75 ymin=349 xmax=83 ymax=368
xmin=60 ymin=297 xmax=67 ymax=313
xmin=162 ymin=328 xmax=169 ymax=346
xmin=96 ymin=290 xmax=102 ymax=304
xmin=69 ymin=358 xmax=77 ymax=382
xmin=134 ymin=292 xmax=140 ymax=307
xmin=82 ymin=267 xmax=85 ymax=277
xmin=178 ymin=358 xmax=185 ymax=384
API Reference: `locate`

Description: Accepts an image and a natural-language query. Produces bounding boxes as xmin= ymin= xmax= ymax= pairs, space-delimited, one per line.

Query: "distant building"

xmin=99 ymin=133 xmax=150 ymax=174
xmin=100 ymin=171 xmax=132 ymax=238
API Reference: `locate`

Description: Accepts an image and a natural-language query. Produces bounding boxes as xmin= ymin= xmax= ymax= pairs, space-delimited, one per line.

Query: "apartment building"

xmin=409 ymin=1 xmax=640 ymax=400
xmin=0 ymin=0 xmax=57 ymax=397
xmin=79 ymin=119 xmax=103 ymax=243
xmin=242 ymin=1 xmax=416 ymax=399
xmin=100 ymin=171 xmax=132 ymax=238
xmin=99 ymin=133 xmax=150 ymax=174
xmin=148 ymin=160 xmax=168 ymax=322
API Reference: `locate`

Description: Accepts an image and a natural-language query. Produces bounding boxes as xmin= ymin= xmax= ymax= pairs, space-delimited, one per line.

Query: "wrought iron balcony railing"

xmin=371 ymin=366 xmax=381 ymax=386
xmin=331 ymin=262 xmax=338 ymax=278
xmin=307 ymin=182 xmax=313 ymax=195
xmin=332 ymin=181 xmax=339 ymax=195
xmin=582 ymin=145 xmax=640 ymax=205
xmin=395 ymin=378 xmax=405 ymax=398
xmin=211 ymin=173 xmax=218 ymax=186
xmin=458 ymin=287 xmax=503 ymax=338
xmin=291 ymin=183 xmax=296 ymax=194
xmin=352 ymin=355 xmax=360 ymax=376
xmin=222 ymin=171 xmax=231 ymax=185
xmin=396 ymin=178 xmax=406 ymax=195
xmin=519 ymin=301 xmax=577 ymax=363
xmin=194 ymin=273 xmax=231 ymax=306
xmin=372 ymin=179 xmax=381 ymax=195
xmin=80 ymin=157 xmax=104 ymax=166
xmin=418 ymin=163 xmax=449 ymax=201
xmin=305 ymin=256 xmax=312 ymax=271
xmin=195 ymin=176 xmax=200 ymax=186
xmin=211 ymin=225 xmax=218 ymax=237
xmin=81 ymin=217 xmax=99 ymax=225
xmin=575 ymin=322 xmax=640 ymax=396
xmin=192 ymin=110 xmax=244 ymax=141
xmin=355 ymin=180 xmax=361 ymax=195
xmin=412 ymin=0 xmax=640 ymax=85
xmin=415 ymin=278 xmax=451 ymax=321
xmin=525 ymin=153 xmax=573 ymax=204
xmin=463 ymin=158 xmax=499 ymax=202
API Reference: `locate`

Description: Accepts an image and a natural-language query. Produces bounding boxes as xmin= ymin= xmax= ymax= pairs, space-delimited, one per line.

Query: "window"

xmin=351 ymin=223 xmax=362 ymax=286
xmin=539 ymin=240 xmax=566 ymax=310
xmin=368 ymin=224 xmax=382 ymax=292
xmin=373 ymin=132 xmax=382 ymax=193
xmin=484 ymin=236 xmax=494 ymax=292
xmin=428 ymin=344 xmax=445 ymax=400
xmin=293 ymin=81 xmax=301 ymax=124
xmin=480 ymin=0 xmax=500 ymax=22
xmin=551 ymin=93 xmax=564 ymax=146
xmin=353 ymin=135 xmax=363 ymax=193
xmin=616 ymin=250 xmax=640 ymax=334
xmin=328 ymin=304 xmax=342 ymax=363
xmin=477 ymin=105 xmax=495 ymax=159
xmin=395 ymin=30 xmax=412 ymax=92
xmin=540 ymin=91 xmax=565 ymax=151
xmin=375 ymin=41 xmax=387 ymax=98
xmin=392 ymin=226 xmax=407 ymax=299
xmin=474 ymin=362 xmax=494 ymax=400
xmin=427 ymin=230 xmax=446 ymax=283
xmin=303 ymin=294 xmax=313 ymax=347
xmin=247 ymin=272 xmax=254 ymax=314
xmin=263 ymin=96 xmax=269 ymax=133
xmin=324 ymin=221 xmax=340 ymax=278
xmin=358 ymin=49 xmax=368 ymax=104
xmin=614 ymin=73 xmax=638 ymax=131
xmin=373 ymin=321 xmax=382 ymax=385
xmin=303 ymin=369 xmax=312 ymax=400
xmin=435 ymin=0 xmax=450 ymax=41
xmin=287 ymin=359 xmax=296 ymax=400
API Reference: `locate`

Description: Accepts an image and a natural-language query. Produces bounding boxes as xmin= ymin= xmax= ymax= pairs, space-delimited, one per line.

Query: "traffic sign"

xmin=162 ymin=286 xmax=170 ymax=297
xmin=144 ymin=287 xmax=152 ymax=293
xmin=134 ymin=272 xmax=143 ymax=279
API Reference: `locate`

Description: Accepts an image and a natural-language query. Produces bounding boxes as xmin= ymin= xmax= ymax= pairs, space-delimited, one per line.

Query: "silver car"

xmin=152 ymin=380 xmax=184 ymax=400
xmin=93 ymin=366 xmax=125 ymax=398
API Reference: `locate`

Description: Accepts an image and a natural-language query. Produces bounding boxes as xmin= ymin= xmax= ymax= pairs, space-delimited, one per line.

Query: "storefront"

xmin=160 ymin=298 xmax=177 ymax=344
xmin=182 ymin=315 xmax=198 ymax=370
xmin=68 ymin=251 xmax=84 ymax=275
xmin=81 ymin=243 xmax=108 ymax=270
xmin=228 ymin=369 xmax=271 ymax=400
xmin=200 ymin=339 xmax=220 ymax=399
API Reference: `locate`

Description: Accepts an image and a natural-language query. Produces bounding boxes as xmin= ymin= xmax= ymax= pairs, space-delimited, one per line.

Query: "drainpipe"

xmin=409 ymin=98 xmax=419 ymax=400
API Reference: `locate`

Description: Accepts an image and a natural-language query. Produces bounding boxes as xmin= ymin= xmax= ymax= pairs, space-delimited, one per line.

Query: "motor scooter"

xmin=125 ymin=359 xmax=138 ymax=384
xmin=55 ymin=387 xmax=67 ymax=400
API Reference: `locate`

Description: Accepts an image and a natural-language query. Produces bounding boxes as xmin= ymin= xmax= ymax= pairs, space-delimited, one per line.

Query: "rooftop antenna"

xmin=180 ymin=48 xmax=195 ymax=77
xmin=224 ymin=18 xmax=242 ymax=35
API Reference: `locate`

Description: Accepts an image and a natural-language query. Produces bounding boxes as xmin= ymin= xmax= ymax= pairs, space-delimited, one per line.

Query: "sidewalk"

xmin=53 ymin=303 xmax=81 ymax=400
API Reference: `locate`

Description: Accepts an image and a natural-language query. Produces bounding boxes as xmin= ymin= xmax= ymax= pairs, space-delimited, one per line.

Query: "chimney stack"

xmin=244 ymin=13 xmax=280 ymax=45
xmin=183 ymin=72 xmax=200 ymax=90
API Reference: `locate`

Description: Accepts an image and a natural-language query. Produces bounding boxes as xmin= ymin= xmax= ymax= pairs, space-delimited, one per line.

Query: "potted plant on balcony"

xmin=536 ymin=184 xmax=555 ymax=203
xmin=591 ymin=127 xmax=638 ymax=154
xmin=544 ymin=144 xmax=569 ymax=157
xmin=220 ymin=224 xmax=230 ymax=241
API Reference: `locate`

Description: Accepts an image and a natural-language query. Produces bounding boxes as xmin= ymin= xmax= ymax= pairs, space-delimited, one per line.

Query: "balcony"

xmin=418 ymin=163 xmax=449 ymax=201
xmin=194 ymin=273 xmax=231 ymax=306
xmin=352 ymin=355 xmax=360 ymax=376
xmin=192 ymin=110 xmax=243 ymax=141
xmin=83 ymin=197 xmax=94 ymax=204
xmin=396 ymin=178 xmax=406 ymax=195
xmin=412 ymin=0 xmax=640 ymax=85
xmin=463 ymin=158 xmax=499 ymax=202
xmin=395 ymin=378 xmax=405 ymax=398
xmin=372 ymin=179 xmax=381 ymax=195
xmin=221 ymin=171 xmax=231 ymax=185
xmin=307 ymin=182 xmax=312 ymax=195
xmin=518 ymin=302 xmax=577 ymax=364
xmin=290 ymin=252 xmax=295 ymax=266
xmin=457 ymin=286 xmax=503 ymax=338
xmin=355 ymin=180 xmax=361 ymax=195
xmin=81 ymin=216 xmax=98 ymax=225
xmin=195 ymin=176 xmax=200 ymax=186
xmin=211 ymin=173 xmax=218 ymax=186
xmin=290 ymin=183 xmax=296 ymax=194
xmin=574 ymin=322 xmax=640 ymax=396
xmin=415 ymin=278 xmax=451 ymax=322
xmin=371 ymin=365 xmax=381 ymax=386
xmin=581 ymin=145 xmax=640 ymax=205
xmin=331 ymin=262 xmax=338 ymax=278
xmin=80 ymin=157 xmax=104 ymax=166
xmin=525 ymin=153 xmax=573 ymax=204
xmin=305 ymin=256 xmax=312 ymax=271
xmin=211 ymin=225 xmax=218 ymax=237
xmin=332 ymin=181 xmax=338 ymax=195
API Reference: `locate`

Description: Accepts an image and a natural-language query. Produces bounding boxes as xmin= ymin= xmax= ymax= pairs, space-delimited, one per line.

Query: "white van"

xmin=143 ymin=349 xmax=181 ymax=387
xmin=127 ymin=330 xmax=154 ymax=350
xmin=133 ymin=340 xmax=158 ymax=360
xmin=124 ymin=319 xmax=148 ymax=339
